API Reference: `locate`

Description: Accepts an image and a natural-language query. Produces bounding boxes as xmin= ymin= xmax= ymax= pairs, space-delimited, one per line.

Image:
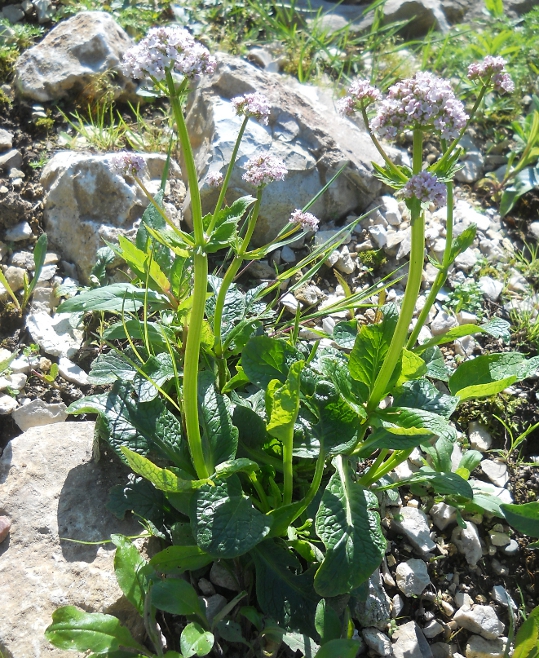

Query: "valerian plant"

xmin=46 ymin=29 xmax=539 ymax=657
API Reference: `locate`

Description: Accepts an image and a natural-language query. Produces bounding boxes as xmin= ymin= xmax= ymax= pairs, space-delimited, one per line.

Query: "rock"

xmin=455 ymin=136 xmax=484 ymax=184
xmin=0 ymin=149 xmax=22 ymax=170
xmin=454 ymin=605 xmax=504 ymax=640
xmin=507 ymin=270 xmax=528 ymax=293
xmin=392 ymin=507 xmax=436 ymax=554
xmin=452 ymin=521 xmax=482 ymax=567
xmin=362 ymin=628 xmax=393 ymax=656
xmin=379 ymin=195 xmax=402 ymax=226
xmin=489 ymin=530 xmax=510 ymax=547
xmin=15 ymin=11 xmax=136 ymax=102
xmin=294 ymin=284 xmax=320 ymax=306
xmin=529 ymin=221 xmax=539 ymax=241
xmin=0 ymin=128 xmax=13 ymax=150
xmin=26 ymin=311 xmax=83 ymax=358
xmin=395 ymin=558 xmax=431 ymax=597
xmin=0 ymin=194 xmax=33 ymax=231
xmin=12 ymin=399 xmax=68 ymax=431
xmin=491 ymin=586 xmax=517 ymax=609
xmin=1 ymin=4 xmax=25 ymax=22
xmin=423 ymin=620 xmax=444 ymax=639
xmin=480 ymin=460 xmax=509 ymax=487
xmin=502 ymin=539 xmax=519 ymax=556
xmin=210 ymin=561 xmax=241 ymax=591
xmin=454 ymin=248 xmax=478 ymax=272
xmin=0 ymin=393 xmax=18 ymax=415
xmin=392 ymin=594 xmax=404 ymax=618
xmin=468 ymin=422 xmax=492 ymax=451
xmin=2 ymin=265 xmax=25 ymax=292
xmin=34 ymin=0 xmax=55 ymax=23
xmin=281 ymin=292 xmax=300 ymax=312
xmin=430 ymin=310 xmax=458 ymax=335
xmin=0 ymin=23 xmax=17 ymax=44
xmin=0 ymin=422 xmax=142 ymax=658
xmin=455 ymin=592 xmax=474 ymax=608
xmin=465 ymin=635 xmax=506 ymax=658
xmin=392 ymin=621 xmax=433 ymax=658
xmin=202 ymin=593 xmax=227 ymax=625
xmin=455 ymin=335 xmax=476 ymax=358
xmin=369 ymin=224 xmax=388 ymax=249
xmin=430 ymin=642 xmax=451 ymax=658
xmin=3 ymin=220 xmax=32 ymax=241
xmin=41 ymin=151 xmax=181 ymax=282
xmin=58 ymin=357 xmax=89 ymax=386
xmin=280 ymin=245 xmax=296 ymax=263
xmin=184 ymin=54 xmax=383 ymax=244
xmin=335 ymin=245 xmax=355 ymax=274
xmin=0 ymin=516 xmax=11 ymax=543
xmin=353 ymin=570 xmax=392 ymax=630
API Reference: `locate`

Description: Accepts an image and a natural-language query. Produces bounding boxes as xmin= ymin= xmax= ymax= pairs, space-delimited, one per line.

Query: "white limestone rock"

xmin=465 ymin=635 xmax=506 ymax=658
xmin=26 ymin=311 xmax=83 ymax=358
xmin=480 ymin=460 xmax=509 ymax=487
xmin=454 ymin=605 xmax=504 ymax=640
xmin=468 ymin=421 xmax=493 ymax=451
xmin=451 ymin=521 xmax=483 ymax=567
xmin=0 ymin=422 xmax=142 ymax=658
xmin=15 ymin=11 xmax=137 ymax=102
xmin=429 ymin=502 xmax=457 ymax=531
xmin=392 ymin=621 xmax=433 ymax=658
xmin=395 ymin=558 xmax=431 ymax=597
xmin=12 ymin=399 xmax=68 ymax=431
xmin=392 ymin=506 xmax=436 ymax=554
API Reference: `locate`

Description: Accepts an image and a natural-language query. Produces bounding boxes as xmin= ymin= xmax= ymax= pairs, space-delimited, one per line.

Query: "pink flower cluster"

xmin=371 ymin=72 xmax=468 ymax=141
xmin=242 ymin=154 xmax=288 ymax=187
xmin=109 ymin=152 xmax=146 ymax=177
xmin=400 ymin=171 xmax=446 ymax=209
xmin=122 ymin=27 xmax=216 ymax=82
xmin=467 ymin=56 xmax=514 ymax=94
xmin=207 ymin=170 xmax=224 ymax=187
xmin=336 ymin=80 xmax=381 ymax=116
xmin=232 ymin=92 xmax=271 ymax=125
xmin=290 ymin=209 xmax=320 ymax=231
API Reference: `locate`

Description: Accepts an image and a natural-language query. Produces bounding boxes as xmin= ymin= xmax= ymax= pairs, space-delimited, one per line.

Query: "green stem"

xmin=282 ymin=423 xmax=295 ymax=507
xmin=166 ymin=70 xmax=209 ymax=480
xmin=207 ymin=117 xmax=249 ymax=233
xmin=249 ymin=472 xmax=270 ymax=513
xmin=362 ymin=448 xmax=414 ymax=487
xmin=367 ymin=129 xmax=425 ymax=411
xmin=406 ymin=181 xmax=454 ymax=349
xmin=213 ymin=190 xmax=263 ymax=359
xmin=358 ymin=449 xmax=388 ymax=486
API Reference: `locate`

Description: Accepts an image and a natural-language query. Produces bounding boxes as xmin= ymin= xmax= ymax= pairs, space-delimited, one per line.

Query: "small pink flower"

xmin=207 ymin=170 xmax=224 ymax=187
xmin=290 ymin=209 xmax=320 ymax=231
xmin=122 ymin=26 xmax=216 ymax=82
xmin=232 ymin=92 xmax=271 ymax=125
xmin=467 ymin=56 xmax=514 ymax=94
xmin=371 ymin=72 xmax=468 ymax=141
xmin=337 ymin=80 xmax=381 ymax=116
xmin=242 ymin=154 xmax=288 ymax=187
xmin=109 ymin=152 xmax=146 ymax=177
xmin=400 ymin=171 xmax=446 ymax=209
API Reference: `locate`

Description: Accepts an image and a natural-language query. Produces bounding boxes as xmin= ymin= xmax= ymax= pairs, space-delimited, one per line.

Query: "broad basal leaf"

xmin=191 ymin=475 xmax=272 ymax=558
xmin=111 ymin=535 xmax=153 ymax=615
xmin=180 ymin=622 xmax=214 ymax=658
xmin=311 ymin=381 xmax=361 ymax=455
xmin=242 ymin=336 xmax=302 ymax=388
xmin=252 ymin=538 xmax=320 ymax=637
xmin=45 ymin=607 xmax=144 ymax=653
xmin=107 ymin=474 xmax=166 ymax=527
xmin=121 ymin=447 xmax=207 ymax=492
xmin=57 ymin=283 xmax=169 ymax=313
xmin=392 ymin=380 xmax=459 ymax=419
xmin=151 ymin=579 xmax=205 ymax=619
xmin=373 ymin=407 xmax=457 ymax=443
xmin=512 ymin=604 xmax=539 ymax=658
xmin=149 ymin=545 xmax=213 ymax=574
xmin=314 ymin=460 xmax=386 ymax=597
xmin=501 ymin=502 xmax=539 ymax=538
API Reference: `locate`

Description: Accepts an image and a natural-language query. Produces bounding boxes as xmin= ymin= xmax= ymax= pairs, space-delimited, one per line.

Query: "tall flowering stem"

xmin=165 ymin=70 xmax=209 ymax=480
xmin=367 ymin=128 xmax=425 ymax=411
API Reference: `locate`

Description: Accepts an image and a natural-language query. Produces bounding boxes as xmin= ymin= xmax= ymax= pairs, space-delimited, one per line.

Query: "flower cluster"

xmin=232 ymin=92 xmax=271 ymax=125
xmin=207 ymin=170 xmax=224 ymax=187
xmin=122 ymin=26 xmax=216 ymax=82
xmin=242 ymin=154 xmax=288 ymax=187
xmin=467 ymin=56 xmax=514 ymax=94
xmin=336 ymin=80 xmax=381 ymax=116
xmin=109 ymin=152 xmax=146 ymax=177
xmin=290 ymin=209 xmax=320 ymax=232
xmin=371 ymin=72 xmax=468 ymax=141
xmin=400 ymin=171 xmax=446 ymax=209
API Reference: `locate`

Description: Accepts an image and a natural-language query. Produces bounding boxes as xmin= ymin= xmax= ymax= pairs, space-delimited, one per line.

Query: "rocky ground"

xmin=1 ymin=1 xmax=539 ymax=657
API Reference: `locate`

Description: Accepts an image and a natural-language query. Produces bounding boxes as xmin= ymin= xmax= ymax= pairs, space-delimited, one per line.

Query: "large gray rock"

xmin=14 ymin=11 xmax=136 ymax=102
xmin=0 ymin=422 xmax=141 ymax=658
xmin=184 ymin=54 xmax=384 ymax=244
xmin=392 ymin=621 xmax=433 ymax=658
xmin=353 ymin=570 xmax=392 ymax=630
xmin=41 ymin=151 xmax=183 ymax=282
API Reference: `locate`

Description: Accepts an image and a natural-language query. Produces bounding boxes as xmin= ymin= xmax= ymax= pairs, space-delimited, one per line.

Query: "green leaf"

xmin=88 ymin=353 xmax=137 ymax=385
xmin=356 ymin=427 xmax=434 ymax=458
xmin=198 ymin=371 xmax=238 ymax=472
xmin=407 ymin=469 xmax=473 ymax=498
xmin=316 ymin=639 xmax=362 ymax=658
xmin=214 ymin=458 xmax=260 ymax=478
xmin=315 ymin=599 xmax=342 ymax=645
xmin=68 ymin=382 xmax=189 ymax=470
xmin=242 ymin=336 xmax=302 ymax=388
xmin=132 ymin=353 xmax=175 ymax=403
xmin=267 ymin=361 xmax=304 ymax=444
xmin=314 ymin=462 xmax=386 ymax=597
xmin=374 ymin=407 xmax=457 ymax=443
xmin=136 ymin=189 xmax=172 ymax=273
xmin=449 ymin=353 xmax=539 ymax=400
xmin=396 ymin=349 xmax=427 ymax=385
xmin=151 ymin=579 xmax=205 ymax=618
xmin=114 ymin=236 xmax=171 ymax=294
xmin=191 ymin=475 xmax=272 ymax=558
xmin=45 ymin=606 xmax=144 ymax=653
xmin=281 ymin=633 xmax=320 ymax=656
xmin=103 ymin=320 xmax=177 ymax=352
xmin=513 ymin=604 xmax=539 ymax=658
xmin=180 ymin=622 xmax=214 ymax=657
xmin=416 ymin=319 xmax=512 ymax=353
xmin=111 ymin=535 xmax=151 ymax=615
xmin=449 ymin=224 xmax=477 ymax=261
xmin=349 ymin=307 xmax=399 ymax=396
xmin=107 ymin=474 xmax=166 ymax=526
xmin=392 ymin=380 xmax=459 ymax=419
xmin=501 ymin=502 xmax=539 ymax=537
xmin=311 ymin=381 xmax=361 ymax=455
xmin=150 ymin=545 xmax=213 ymax=574
xmin=332 ymin=320 xmax=358 ymax=348
xmin=121 ymin=447 xmax=205 ymax=492
xmin=215 ymin=620 xmax=250 ymax=646
xmin=422 ymin=346 xmax=451 ymax=382
xmin=252 ymin=539 xmax=320 ymax=636
xmin=204 ymin=196 xmax=255 ymax=253
xmin=57 ymin=283 xmax=169 ymax=313
xmin=316 ymin=350 xmax=368 ymax=415
xmin=27 ymin=233 xmax=48 ymax=301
